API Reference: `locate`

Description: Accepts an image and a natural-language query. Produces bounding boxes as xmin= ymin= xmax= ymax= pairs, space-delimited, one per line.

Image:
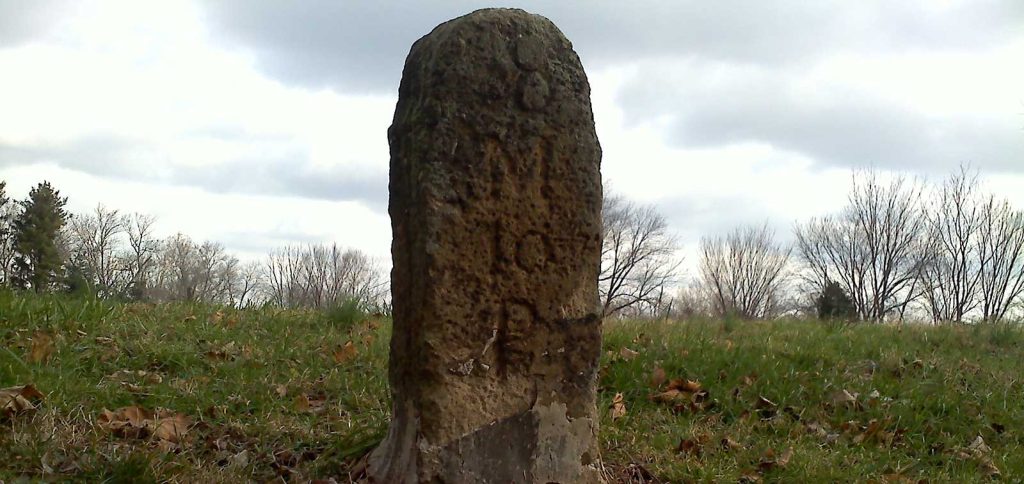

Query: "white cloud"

xmin=0 ymin=0 xmax=1020 ymax=271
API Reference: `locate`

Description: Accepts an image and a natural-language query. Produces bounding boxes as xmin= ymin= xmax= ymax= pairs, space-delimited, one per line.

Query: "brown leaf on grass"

xmin=853 ymin=419 xmax=883 ymax=444
xmin=619 ymin=347 xmax=639 ymax=361
xmin=755 ymin=396 xmax=778 ymax=419
xmin=651 ymin=388 xmax=687 ymax=404
xmin=666 ymin=378 xmax=702 ymax=393
xmin=97 ymin=406 xmax=193 ymax=447
xmin=676 ymin=437 xmax=701 ymax=457
xmin=152 ymin=413 xmax=192 ymax=443
xmin=294 ymin=393 xmax=327 ymax=414
xmin=209 ymin=310 xmax=224 ymax=324
xmin=741 ymin=374 xmax=758 ymax=387
xmin=205 ymin=341 xmax=238 ymax=361
xmin=294 ymin=394 xmax=310 ymax=412
xmin=758 ymin=446 xmax=793 ymax=472
xmin=28 ymin=332 xmax=54 ymax=363
xmin=721 ymin=436 xmax=743 ymax=451
xmin=777 ymin=447 xmax=793 ymax=467
xmin=650 ymin=366 xmax=666 ymax=388
xmin=609 ymin=392 xmax=627 ymax=420
xmin=957 ymin=436 xmax=1001 ymax=478
xmin=967 ymin=435 xmax=991 ymax=454
xmin=831 ymin=389 xmax=859 ymax=408
xmin=738 ymin=471 xmax=762 ymax=483
xmin=98 ymin=406 xmax=154 ymax=439
xmin=1 ymin=384 xmax=44 ymax=419
xmin=275 ymin=384 xmax=287 ymax=398
xmin=228 ymin=449 xmax=250 ymax=468
xmin=332 ymin=340 xmax=359 ymax=364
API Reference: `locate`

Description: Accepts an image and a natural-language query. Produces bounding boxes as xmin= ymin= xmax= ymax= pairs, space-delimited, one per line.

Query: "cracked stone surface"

xmin=367 ymin=8 xmax=604 ymax=484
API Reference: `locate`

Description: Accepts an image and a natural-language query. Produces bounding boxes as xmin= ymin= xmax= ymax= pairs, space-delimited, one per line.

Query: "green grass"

xmin=2 ymin=291 xmax=1023 ymax=482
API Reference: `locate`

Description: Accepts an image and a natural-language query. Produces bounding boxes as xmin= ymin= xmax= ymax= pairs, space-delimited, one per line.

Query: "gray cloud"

xmin=201 ymin=0 xmax=1022 ymax=94
xmin=616 ymin=64 xmax=1024 ymax=173
xmin=0 ymin=0 xmax=70 ymax=47
xmin=0 ymin=134 xmax=388 ymax=209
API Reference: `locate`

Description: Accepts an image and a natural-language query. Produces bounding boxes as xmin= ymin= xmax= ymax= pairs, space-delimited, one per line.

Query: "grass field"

xmin=2 ymin=291 xmax=1022 ymax=482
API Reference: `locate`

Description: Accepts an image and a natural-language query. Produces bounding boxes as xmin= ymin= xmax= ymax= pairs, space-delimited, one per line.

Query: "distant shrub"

xmin=816 ymin=280 xmax=858 ymax=322
xmin=325 ymin=298 xmax=366 ymax=332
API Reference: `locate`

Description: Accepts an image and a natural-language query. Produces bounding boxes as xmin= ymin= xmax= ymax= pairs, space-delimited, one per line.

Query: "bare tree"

xmin=262 ymin=243 xmax=387 ymax=311
xmin=919 ymin=168 xmax=982 ymax=323
xmin=699 ymin=224 xmax=791 ymax=319
xmin=149 ymin=234 xmax=236 ymax=304
xmin=795 ymin=171 xmax=929 ymax=322
xmin=264 ymin=245 xmax=304 ymax=307
xmin=672 ymin=279 xmax=713 ymax=319
xmin=976 ymin=195 xmax=1024 ymax=322
xmin=599 ymin=193 xmax=680 ymax=317
xmin=229 ymin=260 xmax=264 ymax=307
xmin=66 ymin=204 xmax=128 ymax=297
xmin=0 ymin=181 xmax=15 ymax=285
xmin=125 ymin=213 xmax=159 ymax=299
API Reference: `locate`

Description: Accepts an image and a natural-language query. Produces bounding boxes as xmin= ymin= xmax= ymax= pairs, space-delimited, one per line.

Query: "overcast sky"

xmin=1 ymin=1 xmax=1021 ymax=269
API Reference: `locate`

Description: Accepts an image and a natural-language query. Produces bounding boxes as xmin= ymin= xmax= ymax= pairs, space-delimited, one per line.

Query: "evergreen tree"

xmin=11 ymin=181 xmax=69 ymax=292
xmin=816 ymin=280 xmax=858 ymax=321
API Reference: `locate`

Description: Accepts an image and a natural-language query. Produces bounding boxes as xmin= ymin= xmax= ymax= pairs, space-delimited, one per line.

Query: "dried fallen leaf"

xmin=651 ymin=388 xmax=687 ymax=404
xmin=206 ymin=341 xmax=238 ymax=361
xmin=758 ymin=446 xmax=793 ymax=472
xmin=619 ymin=347 xmax=639 ymax=361
xmin=777 ymin=447 xmax=793 ymax=467
xmin=294 ymin=394 xmax=311 ymax=412
xmin=28 ymin=332 xmax=54 ymax=363
xmin=650 ymin=366 xmax=666 ymax=388
xmin=676 ymin=438 xmax=701 ymax=457
xmin=1 ymin=384 xmax=44 ymax=419
xmin=853 ymin=419 xmax=883 ymax=444
xmin=968 ymin=435 xmax=991 ymax=454
xmin=332 ymin=340 xmax=359 ymax=364
xmin=721 ymin=436 xmax=743 ymax=451
xmin=738 ymin=471 xmax=762 ymax=483
xmin=98 ymin=406 xmax=193 ymax=447
xmin=293 ymin=393 xmax=327 ymax=414
xmin=229 ymin=449 xmax=250 ymax=468
xmin=98 ymin=406 xmax=154 ymax=439
xmin=275 ymin=384 xmax=288 ymax=398
xmin=153 ymin=413 xmax=192 ymax=443
xmin=755 ymin=396 xmax=778 ymax=419
xmin=667 ymin=378 xmax=702 ymax=393
xmin=832 ymin=389 xmax=859 ymax=408
xmin=609 ymin=392 xmax=627 ymax=420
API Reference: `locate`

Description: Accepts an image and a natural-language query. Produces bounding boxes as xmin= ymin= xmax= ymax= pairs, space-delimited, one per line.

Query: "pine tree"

xmin=11 ymin=181 xmax=70 ymax=292
xmin=816 ymin=280 xmax=858 ymax=321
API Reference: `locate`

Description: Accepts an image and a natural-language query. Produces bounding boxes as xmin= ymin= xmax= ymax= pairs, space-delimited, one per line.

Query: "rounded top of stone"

xmin=412 ymin=7 xmax=572 ymax=52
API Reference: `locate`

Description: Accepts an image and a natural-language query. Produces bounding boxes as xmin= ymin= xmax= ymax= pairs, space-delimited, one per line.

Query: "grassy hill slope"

xmin=2 ymin=292 xmax=1022 ymax=482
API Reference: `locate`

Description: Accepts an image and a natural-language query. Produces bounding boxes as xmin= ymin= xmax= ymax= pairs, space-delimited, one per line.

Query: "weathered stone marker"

xmin=368 ymin=8 xmax=603 ymax=483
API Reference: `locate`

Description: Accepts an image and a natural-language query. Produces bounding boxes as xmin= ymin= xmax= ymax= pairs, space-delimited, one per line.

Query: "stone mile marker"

xmin=368 ymin=8 xmax=604 ymax=483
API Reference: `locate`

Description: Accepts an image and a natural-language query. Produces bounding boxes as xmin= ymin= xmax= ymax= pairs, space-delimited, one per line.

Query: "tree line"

xmin=3 ymin=166 xmax=1021 ymax=324
xmin=599 ymin=167 xmax=1024 ymax=324
xmin=0 ymin=180 xmax=388 ymax=311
